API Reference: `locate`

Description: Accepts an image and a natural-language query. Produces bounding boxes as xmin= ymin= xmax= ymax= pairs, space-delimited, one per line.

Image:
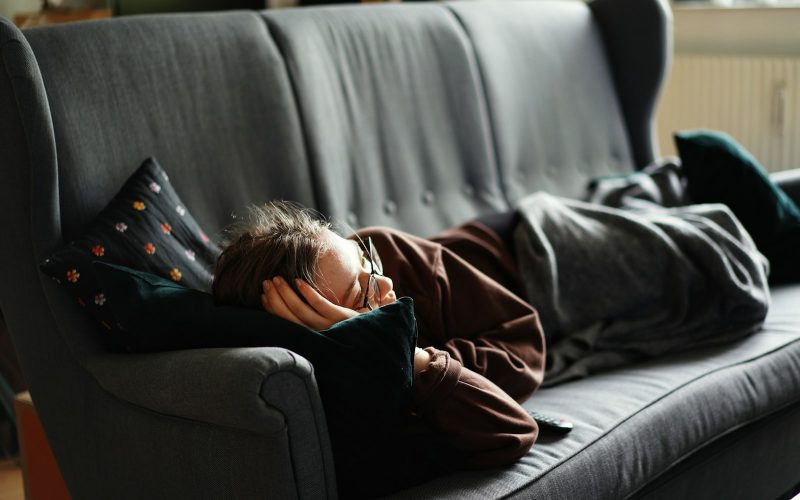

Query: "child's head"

xmin=213 ymin=201 xmax=396 ymax=314
xmin=212 ymin=201 xmax=331 ymax=309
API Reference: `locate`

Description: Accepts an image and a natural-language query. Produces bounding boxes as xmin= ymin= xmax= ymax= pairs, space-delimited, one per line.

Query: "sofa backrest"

xmin=258 ymin=0 xmax=671 ymax=231
xmin=450 ymin=1 xmax=633 ymax=203
xmin=23 ymin=12 xmax=316 ymax=243
xmin=262 ymin=5 xmax=508 ymax=235
xmin=9 ymin=0 xmax=670 ymax=250
xmin=3 ymin=12 xmax=320 ymax=367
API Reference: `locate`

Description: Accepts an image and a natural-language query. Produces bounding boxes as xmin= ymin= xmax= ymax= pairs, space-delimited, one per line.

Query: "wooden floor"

xmin=0 ymin=459 xmax=23 ymax=500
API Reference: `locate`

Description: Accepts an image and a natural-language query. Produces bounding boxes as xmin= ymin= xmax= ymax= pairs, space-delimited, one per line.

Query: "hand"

xmin=414 ymin=347 xmax=432 ymax=374
xmin=261 ymin=276 xmax=360 ymax=331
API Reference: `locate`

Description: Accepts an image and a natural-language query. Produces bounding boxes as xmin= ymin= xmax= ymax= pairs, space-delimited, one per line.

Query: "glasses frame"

xmin=358 ymin=237 xmax=383 ymax=311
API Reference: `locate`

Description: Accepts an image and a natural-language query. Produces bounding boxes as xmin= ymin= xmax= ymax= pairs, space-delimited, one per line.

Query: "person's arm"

xmin=356 ymin=227 xmax=546 ymax=404
xmin=413 ymin=347 xmax=538 ymax=468
xmin=431 ymin=247 xmax=546 ymax=403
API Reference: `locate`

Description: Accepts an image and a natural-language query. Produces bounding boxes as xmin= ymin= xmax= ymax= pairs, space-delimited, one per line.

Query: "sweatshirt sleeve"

xmin=413 ymin=347 xmax=538 ymax=468
xmin=355 ymin=226 xmax=546 ymax=404
xmin=432 ymin=246 xmax=546 ymax=403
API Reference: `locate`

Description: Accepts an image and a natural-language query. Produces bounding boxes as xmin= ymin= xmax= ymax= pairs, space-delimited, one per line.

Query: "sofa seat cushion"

xmin=387 ymin=284 xmax=800 ymax=499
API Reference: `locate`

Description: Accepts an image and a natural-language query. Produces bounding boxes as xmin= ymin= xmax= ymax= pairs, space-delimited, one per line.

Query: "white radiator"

xmin=656 ymin=54 xmax=800 ymax=172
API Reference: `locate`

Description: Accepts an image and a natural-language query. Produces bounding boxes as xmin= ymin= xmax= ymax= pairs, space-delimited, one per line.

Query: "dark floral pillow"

xmin=40 ymin=158 xmax=220 ymax=349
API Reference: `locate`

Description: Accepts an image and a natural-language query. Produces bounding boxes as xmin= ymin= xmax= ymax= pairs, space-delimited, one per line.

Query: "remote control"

xmin=528 ymin=410 xmax=574 ymax=434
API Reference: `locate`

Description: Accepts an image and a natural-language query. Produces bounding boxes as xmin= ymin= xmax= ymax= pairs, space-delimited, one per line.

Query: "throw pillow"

xmin=92 ymin=261 xmax=417 ymax=498
xmin=39 ymin=158 xmax=220 ymax=347
xmin=675 ymin=129 xmax=800 ymax=284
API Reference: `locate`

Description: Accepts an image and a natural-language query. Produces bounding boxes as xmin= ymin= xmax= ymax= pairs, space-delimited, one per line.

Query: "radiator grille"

xmin=656 ymin=54 xmax=800 ymax=172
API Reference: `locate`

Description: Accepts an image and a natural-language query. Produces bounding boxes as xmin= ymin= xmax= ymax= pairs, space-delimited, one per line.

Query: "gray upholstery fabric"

xmin=65 ymin=377 xmax=302 ymax=500
xmin=24 ymin=12 xmax=314 ymax=242
xmin=263 ymin=5 xmax=508 ymax=236
xmin=22 ymin=12 xmax=313 ymax=358
xmin=384 ymin=284 xmax=800 ymax=499
xmin=449 ymin=1 xmax=634 ymax=203
xmin=635 ymin=402 xmax=800 ymax=499
xmin=88 ymin=348 xmax=308 ymax=435
xmin=0 ymin=14 xmax=336 ymax=499
xmin=590 ymin=0 xmax=672 ymax=169
xmin=773 ymin=167 xmax=800 ymax=205
xmin=88 ymin=347 xmax=337 ymax=499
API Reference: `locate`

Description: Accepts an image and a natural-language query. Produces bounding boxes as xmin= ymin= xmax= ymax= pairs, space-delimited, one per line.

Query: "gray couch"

xmin=1 ymin=0 xmax=799 ymax=498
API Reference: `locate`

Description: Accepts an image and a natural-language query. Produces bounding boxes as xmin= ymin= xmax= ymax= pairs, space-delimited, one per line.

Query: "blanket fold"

xmin=514 ymin=178 xmax=770 ymax=386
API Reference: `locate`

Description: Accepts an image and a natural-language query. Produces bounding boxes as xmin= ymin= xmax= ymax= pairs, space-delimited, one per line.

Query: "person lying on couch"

xmin=211 ymin=201 xmax=545 ymax=469
xmin=210 ymin=181 xmax=771 ymax=471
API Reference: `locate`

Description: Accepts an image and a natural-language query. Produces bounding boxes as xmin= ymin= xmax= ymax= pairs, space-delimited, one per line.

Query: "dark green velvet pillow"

xmin=675 ymin=130 xmax=800 ymax=284
xmin=92 ymin=261 xmax=417 ymax=498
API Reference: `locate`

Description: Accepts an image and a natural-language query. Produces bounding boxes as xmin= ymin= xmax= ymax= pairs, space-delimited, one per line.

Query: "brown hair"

xmin=211 ymin=201 xmax=331 ymax=309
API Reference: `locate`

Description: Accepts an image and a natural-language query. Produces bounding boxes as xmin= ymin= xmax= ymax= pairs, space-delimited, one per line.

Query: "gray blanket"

xmin=513 ymin=180 xmax=770 ymax=386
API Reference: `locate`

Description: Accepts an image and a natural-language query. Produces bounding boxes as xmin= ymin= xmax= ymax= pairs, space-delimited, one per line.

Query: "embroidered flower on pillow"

xmin=66 ymin=269 xmax=80 ymax=283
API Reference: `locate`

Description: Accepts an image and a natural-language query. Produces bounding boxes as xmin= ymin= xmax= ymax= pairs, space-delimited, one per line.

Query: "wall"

xmin=656 ymin=5 xmax=800 ymax=171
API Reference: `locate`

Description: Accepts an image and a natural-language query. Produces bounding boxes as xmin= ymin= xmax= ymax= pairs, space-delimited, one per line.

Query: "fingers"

xmin=295 ymin=280 xmax=358 ymax=323
xmin=261 ymin=279 xmax=305 ymax=327
xmin=382 ymin=290 xmax=397 ymax=306
xmin=263 ymin=277 xmax=334 ymax=330
xmin=413 ymin=347 xmax=432 ymax=374
xmin=261 ymin=276 xmax=362 ymax=330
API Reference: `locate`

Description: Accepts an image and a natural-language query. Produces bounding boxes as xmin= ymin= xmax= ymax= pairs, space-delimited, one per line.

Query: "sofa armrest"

xmin=771 ymin=168 xmax=800 ymax=206
xmin=86 ymin=346 xmax=337 ymax=498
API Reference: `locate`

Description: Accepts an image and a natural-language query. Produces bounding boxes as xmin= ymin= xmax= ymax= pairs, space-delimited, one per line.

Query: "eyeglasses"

xmin=358 ymin=236 xmax=383 ymax=311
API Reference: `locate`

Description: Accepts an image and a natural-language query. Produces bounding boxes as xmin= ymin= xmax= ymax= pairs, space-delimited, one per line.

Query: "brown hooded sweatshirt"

xmin=354 ymin=221 xmax=546 ymax=469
